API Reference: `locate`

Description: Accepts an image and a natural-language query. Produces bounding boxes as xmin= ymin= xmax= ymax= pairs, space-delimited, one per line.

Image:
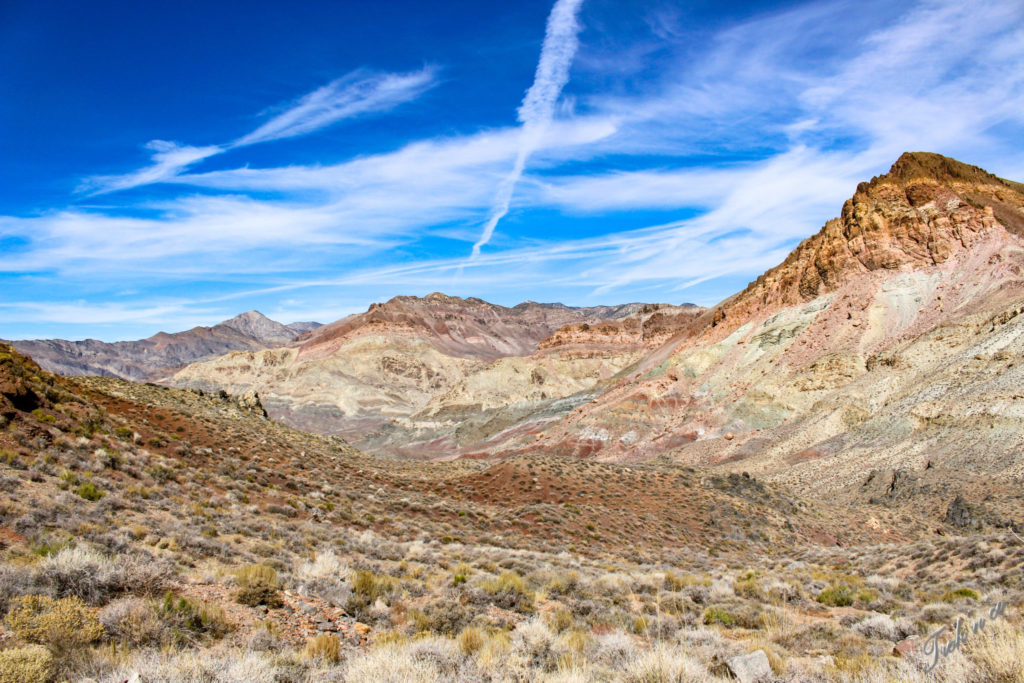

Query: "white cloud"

xmin=79 ymin=141 xmax=222 ymax=194
xmin=82 ymin=67 xmax=440 ymax=195
xmin=233 ymin=67 xmax=439 ymax=147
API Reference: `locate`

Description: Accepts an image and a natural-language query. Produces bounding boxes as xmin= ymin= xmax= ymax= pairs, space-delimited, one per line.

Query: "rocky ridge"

xmin=171 ymin=296 xmax=686 ymax=452
xmin=8 ymin=311 xmax=321 ymax=382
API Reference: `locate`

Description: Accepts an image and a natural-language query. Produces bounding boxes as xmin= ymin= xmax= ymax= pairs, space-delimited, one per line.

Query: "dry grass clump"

xmin=623 ymin=643 xmax=721 ymax=682
xmin=302 ymin=633 xmax=341 ymax=663
xmin=480 ymin=569 xmax=534 ymax=612
xmin=960 ymin=618 xmax=1024 ymax=681
xmin=108 ymin=647 xmax=283 ymax=683
xmin=234 ymin=563 xmax=283 ymax=608
xmin=456 ymin=625 xmax=487 ymax=654
xmin=345 ymin=638 xmax=457 ymax=683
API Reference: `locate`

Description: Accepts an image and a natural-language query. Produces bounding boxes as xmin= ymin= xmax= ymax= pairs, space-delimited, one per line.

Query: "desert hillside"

xmin=1 ymin=342 xmax=1021 ymax=681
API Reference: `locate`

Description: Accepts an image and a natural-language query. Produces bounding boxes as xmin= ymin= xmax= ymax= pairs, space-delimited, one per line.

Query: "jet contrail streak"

xmin=470 ymin=0 xmax=585 ymax=258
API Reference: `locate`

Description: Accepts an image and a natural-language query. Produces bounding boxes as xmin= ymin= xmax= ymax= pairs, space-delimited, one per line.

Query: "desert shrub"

xmin=158 ymin=592 xmax=231 ymax=642
xmin=75 ymin=481 xmax=105 ymax=501
xmin=664 ymin=570 xmax=710 ymax=592
xmin=0 ymin=645 xmax=55 ymax=683
xmin=4 ymin=594 xmax=103 ymax=655
xmin=545 ymin=570 xmax=581 ymax=596
xmin=702 ymin=606 xmax=737 ymax=627
xmin=480 ymin=570 xmax=533 ymax=613
xmin=733 ymin=573 xmax=763 ymax=599
xmin=511 ymin=618 xmax=556 ymax=671
xmin=546 ymin=606 xmax=574 ymax=633
xmin=99 ymin=597 xmax=167 ymax=647
xmin=817 ymin=584 xmax=854 ymax=607
xmin=852 ymin=613 xmax=899 ymax=641
xmin=942 ymin=587 xmax=981 ymax=602
xmin=302 ymin=633 xmax=341 ymax=663
xmin=35 ymin=545 xmax=168 ymax=605
xmin=0 ymin=564 xmax=35 ymax=615
xmin=409 ymin=596 xmax=476 ymax=636
xmin=246 ymin=622 xmax=286 ymax=653
xmin=234 ymin=564 xmax=283 ymax=608
xmin=351 ymin=569 xmax=395 ymax=601
xmin=346 ymin=569 xmax=397 ymax=618
xmin=295 ymin=550 xmax=352 ymax=606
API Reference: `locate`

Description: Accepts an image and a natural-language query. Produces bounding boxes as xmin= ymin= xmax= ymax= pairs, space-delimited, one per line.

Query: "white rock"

xmin=727 ymin=650 xmax=772 ymax=683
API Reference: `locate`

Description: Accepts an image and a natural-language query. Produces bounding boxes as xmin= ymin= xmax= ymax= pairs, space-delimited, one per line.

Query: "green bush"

xmin=942 ymin=587 xmax=981 ymax=602
xmin=0 ymin=645 xmax=55 ymax=683
xmin=817 ymin=585 xmax=854 ymax=607
xmin=703 ymin=607 xmax=738 ymax=627
xmin=76 ymin=481 xmax=105 ymax=501
xmin=234 ymin=564 xmax=283 ymax=608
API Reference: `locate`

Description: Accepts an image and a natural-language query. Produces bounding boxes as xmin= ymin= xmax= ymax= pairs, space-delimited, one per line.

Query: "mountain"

xmin=475 ymin=152 xmax=1024 ymax=520
xmin=173 ymin=151 xmax=1024 ymax=500
xmin=7 ymin=311 xmax=322 ymax=382
xmin=171 ymin=295 xmax=695 ymax=450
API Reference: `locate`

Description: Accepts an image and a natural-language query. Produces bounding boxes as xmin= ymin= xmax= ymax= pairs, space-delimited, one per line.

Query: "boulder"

xmin=726 ymin=649 xmax=772 ymax=682
xmin=237 ymin=389 xmax=268 ymax=418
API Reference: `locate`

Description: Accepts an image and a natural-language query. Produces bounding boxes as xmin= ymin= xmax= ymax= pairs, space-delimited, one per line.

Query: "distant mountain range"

xmin=8 ymin=310 xmax=322 ymax=381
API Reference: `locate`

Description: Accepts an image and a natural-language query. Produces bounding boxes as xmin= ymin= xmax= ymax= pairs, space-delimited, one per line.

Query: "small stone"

xmin=724 ymin=432 xmax=735 ymax=441
xmin=726 ymin=650 xmax=772 ymax=683
xmin=893 ymin=636 xmax=918 ymax=657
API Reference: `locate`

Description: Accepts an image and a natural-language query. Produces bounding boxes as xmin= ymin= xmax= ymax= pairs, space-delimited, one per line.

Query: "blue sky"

xmin=2 ymin=0 xmax=1023 ymax=340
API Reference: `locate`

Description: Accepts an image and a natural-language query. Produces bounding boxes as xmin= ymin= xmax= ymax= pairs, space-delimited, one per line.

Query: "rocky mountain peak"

xmin=220 ymin=310 xmax=296 ymax=345
xmin=883 ymin=151 xmax=1022 ymax=189
xmin=711 ymin=153 xmax=1024 ymax=330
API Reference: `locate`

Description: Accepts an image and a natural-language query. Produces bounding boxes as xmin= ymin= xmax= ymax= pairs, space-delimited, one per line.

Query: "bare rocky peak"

xmin=708 ymin=152 xmax=1024 ymax=332
xmin=221 ymin=311 xmax=298 ymax=346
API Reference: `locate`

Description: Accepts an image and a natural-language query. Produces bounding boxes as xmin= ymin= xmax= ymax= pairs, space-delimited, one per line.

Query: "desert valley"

xmin=1 ymin=152 xmax=1023 ymax=681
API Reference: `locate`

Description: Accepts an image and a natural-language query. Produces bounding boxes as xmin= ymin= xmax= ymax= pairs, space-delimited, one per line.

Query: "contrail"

xmin=470 ymin=0 xmax=585 ymax=258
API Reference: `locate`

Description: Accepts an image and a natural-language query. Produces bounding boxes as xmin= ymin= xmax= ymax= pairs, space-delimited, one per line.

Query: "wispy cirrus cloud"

xmin=233 ymin=67 xmax=438 ymax=147
xmin=78 ymin=140 xmax=222 ymax=194
xmin=82 ymin=67 xmax=440 ymax=195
